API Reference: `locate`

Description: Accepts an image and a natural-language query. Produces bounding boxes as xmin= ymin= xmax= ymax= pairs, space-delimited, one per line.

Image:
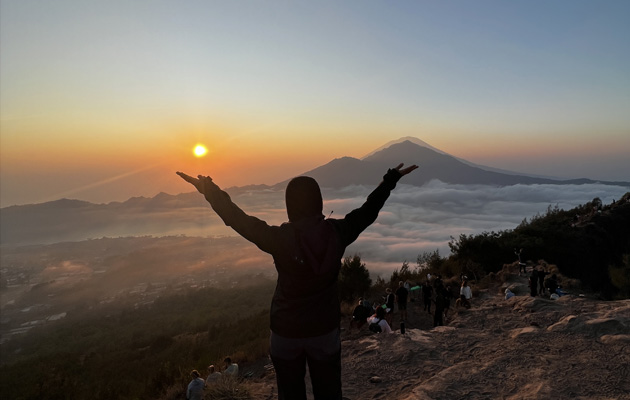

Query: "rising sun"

xmin=193 ymin=144 xmax=208 ymax=158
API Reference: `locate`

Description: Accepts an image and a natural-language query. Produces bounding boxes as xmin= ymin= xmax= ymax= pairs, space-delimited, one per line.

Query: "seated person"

xmin=205 ymin=365 xmax=221 ymax=386
xmin=545 ymin=275 xmax=559 ymax=296
xmin=187 ymin=370 xmax=205 ymax=400
xmin=223 ymin=357 xmax=239 ymax=376
xmin=367 ymin=306 xmax=392 ymax=333
xmin=349 ymin=298 xmax=370 ymax=330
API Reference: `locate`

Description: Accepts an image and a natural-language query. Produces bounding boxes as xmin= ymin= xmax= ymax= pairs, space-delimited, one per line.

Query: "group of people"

xmin=349 ymin=283 xmax=406 ymax=335
xmin=349 ymin=275 xmax=474 ymax=333
xmin=528 ymin=265 xmax=563 ymax=298
xmin=186 ymin=358 xmax=239 ymax=400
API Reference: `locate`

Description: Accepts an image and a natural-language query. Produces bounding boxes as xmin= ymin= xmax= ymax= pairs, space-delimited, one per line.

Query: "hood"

xmin=285 ymin=176 xmax=323 ymax=223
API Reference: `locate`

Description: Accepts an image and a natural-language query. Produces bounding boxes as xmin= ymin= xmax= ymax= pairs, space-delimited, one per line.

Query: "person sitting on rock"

xmin=186 ymin=370 xmax=205 ymax=400
xmin=367 ymin=306 xmax=392 ymax=333
xmin=205 ymin=365 xmax=222 ymax=386
xmin=223 ymin=357 xmax=239 ymax=376
xmin=545 ymin=274 xmax=559 ymax=297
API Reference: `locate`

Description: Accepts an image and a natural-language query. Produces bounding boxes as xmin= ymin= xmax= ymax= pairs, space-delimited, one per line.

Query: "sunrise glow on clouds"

xmin=1 ymin=1 xmax=629 ymax=206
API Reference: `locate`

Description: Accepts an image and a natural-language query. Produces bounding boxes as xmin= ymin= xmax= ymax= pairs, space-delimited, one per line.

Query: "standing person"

xmin=529 ymin=269 xmax=538 ymax=297
xmin=443 ymin=285 xmax=454 ymax=319
xmin=385 ymin=288 xmax=395 ymax=326
xmin=349 ymin=299 xmax=370 ymax=331
xmin=459 ymin=280 xmax=472 ymax=308
xmin=433 ymin=281 xmax=446 ymax=327
xmin=515 ymin=248 xmax=526 ymax=275
xmin=537 ymin=266 xmax=548 ymax=296
xmin=422 ymin=280 xmax=433 ymax=314
xmin=395 ymin=281 xmax=409 ymax=322
xmin=178 ymin=163 xmax=418 ymax=400
xmin=186 ymin=370 xmax=205 ymax=400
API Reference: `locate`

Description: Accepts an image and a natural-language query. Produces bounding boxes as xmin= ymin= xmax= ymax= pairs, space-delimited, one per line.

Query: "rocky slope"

xmin=245 ymin=267 xmax=630 ymax=400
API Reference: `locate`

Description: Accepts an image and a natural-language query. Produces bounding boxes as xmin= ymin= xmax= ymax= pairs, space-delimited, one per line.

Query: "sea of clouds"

xmin=311 ymin=181 xmax=628 ymax=277
xmin=158 ymin=181 xmax=628 ymax=278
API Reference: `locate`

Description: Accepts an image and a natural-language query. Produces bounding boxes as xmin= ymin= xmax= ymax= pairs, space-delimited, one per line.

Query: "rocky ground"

xmin=244 ymin=268 xmax=630 ymax=400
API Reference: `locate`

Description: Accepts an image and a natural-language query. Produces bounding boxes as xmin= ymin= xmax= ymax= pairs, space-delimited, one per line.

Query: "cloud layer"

xmin=315 ymin=181 xmax=629 ymax=276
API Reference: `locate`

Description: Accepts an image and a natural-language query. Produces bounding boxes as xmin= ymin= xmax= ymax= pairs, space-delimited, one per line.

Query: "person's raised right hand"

xmin=392 ymin=163 xmax=419 ymax=177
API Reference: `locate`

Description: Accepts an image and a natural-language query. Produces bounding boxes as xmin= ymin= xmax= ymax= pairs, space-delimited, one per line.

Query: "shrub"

xmin=338 ymin=254 xmax=372 ymax=302
xmin=206 ymin=376 xmax=251 ymax=400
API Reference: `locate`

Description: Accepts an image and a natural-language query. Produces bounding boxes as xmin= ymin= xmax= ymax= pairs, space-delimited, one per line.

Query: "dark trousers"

xmin=270 ymin=329 xmax=342 ymax=400
xmin=433 ymin=309 xmax=444 ymax=327
xmin=423 ymin=297 xmax=431 ymax=313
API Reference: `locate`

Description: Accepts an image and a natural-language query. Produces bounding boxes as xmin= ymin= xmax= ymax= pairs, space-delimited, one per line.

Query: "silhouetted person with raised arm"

xmin=178 ymin=163 xmax=417 ymax=400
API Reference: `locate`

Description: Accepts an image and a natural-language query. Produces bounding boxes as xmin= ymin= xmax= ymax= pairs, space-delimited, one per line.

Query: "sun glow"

xmin=193 ymin=144 xmax=208 ymax=158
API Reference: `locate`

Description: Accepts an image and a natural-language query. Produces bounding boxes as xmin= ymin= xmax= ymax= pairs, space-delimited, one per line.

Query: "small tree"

xmin=417 ymin=249 xmax=444 ymax=272
xmin=338 ymin=254 xmax=372 ymax=302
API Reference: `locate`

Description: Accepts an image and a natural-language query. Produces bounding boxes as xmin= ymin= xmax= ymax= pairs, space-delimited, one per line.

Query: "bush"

xmin=446 ymin=195 xmax=630 ymax=299
xmin=338 ymin=254 xmax=372 ymax=302
xmin=206 ymin=376 xmax=251 ymax=400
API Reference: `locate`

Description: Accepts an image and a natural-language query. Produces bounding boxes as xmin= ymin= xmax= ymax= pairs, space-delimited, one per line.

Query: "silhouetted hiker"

xmin=385 ymin=287 xmax=395 ymax=326
xmin=350 ymin=298 xmax=370 ymax=331
xmin=178 ymin=163 xmax=418 ymax=400
xmin=515 ymin=248 xmax=526 ymax=275
xmin=367 ymin=305 xmax=392 ymax=333
xmin=537 ymin=266 xmax=548 ymax=296
xmin=433 ymin=280 xmax=446 ymax=327
xmin=186 ymin=370 xmax=205 ymax=400
xmin=529 ymin=269 xmax=538 ymax=297
xmin=443 ymin=285 xmax=454 ymax=318
xmin=422 ymin=280 xmax=433 ymax=313
xmin=223 ymin=357 xmax=239 ymax=376
xmin=395 ymin=280 xmax=409 ymax=321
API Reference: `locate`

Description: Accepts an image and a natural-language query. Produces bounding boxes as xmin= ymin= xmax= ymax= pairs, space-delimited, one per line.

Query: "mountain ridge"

xmin=2 ymin=138 xmax=628 ymax=246
xmin=283 ymin=139 xmax=629 ymax=188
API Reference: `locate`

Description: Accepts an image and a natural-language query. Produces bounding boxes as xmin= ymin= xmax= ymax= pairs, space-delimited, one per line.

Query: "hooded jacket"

xmin=200 ymin=169 xmax=403 ymax=338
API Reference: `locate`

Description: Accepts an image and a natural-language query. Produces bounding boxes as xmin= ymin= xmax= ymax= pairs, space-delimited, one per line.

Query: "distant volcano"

xmin=279 ymin=139 xmax=629 ymax=188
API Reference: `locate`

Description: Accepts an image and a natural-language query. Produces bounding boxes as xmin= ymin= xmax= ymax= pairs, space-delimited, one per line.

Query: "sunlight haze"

xmin=1 ymin=1 xmax=629 ymax=206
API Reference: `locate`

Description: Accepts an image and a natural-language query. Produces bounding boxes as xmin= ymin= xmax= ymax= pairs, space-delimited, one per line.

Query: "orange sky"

xmin=1 ymin=1 xmax=629 ymax=206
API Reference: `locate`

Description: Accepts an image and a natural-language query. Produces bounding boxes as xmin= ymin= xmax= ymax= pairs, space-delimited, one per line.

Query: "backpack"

xmin=369 ymin=319 xmax=382 ymax=333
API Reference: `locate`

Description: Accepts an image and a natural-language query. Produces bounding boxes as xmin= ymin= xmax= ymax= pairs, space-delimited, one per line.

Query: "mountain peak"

xmin=361 ymin=136 xmax=447 ymax=159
